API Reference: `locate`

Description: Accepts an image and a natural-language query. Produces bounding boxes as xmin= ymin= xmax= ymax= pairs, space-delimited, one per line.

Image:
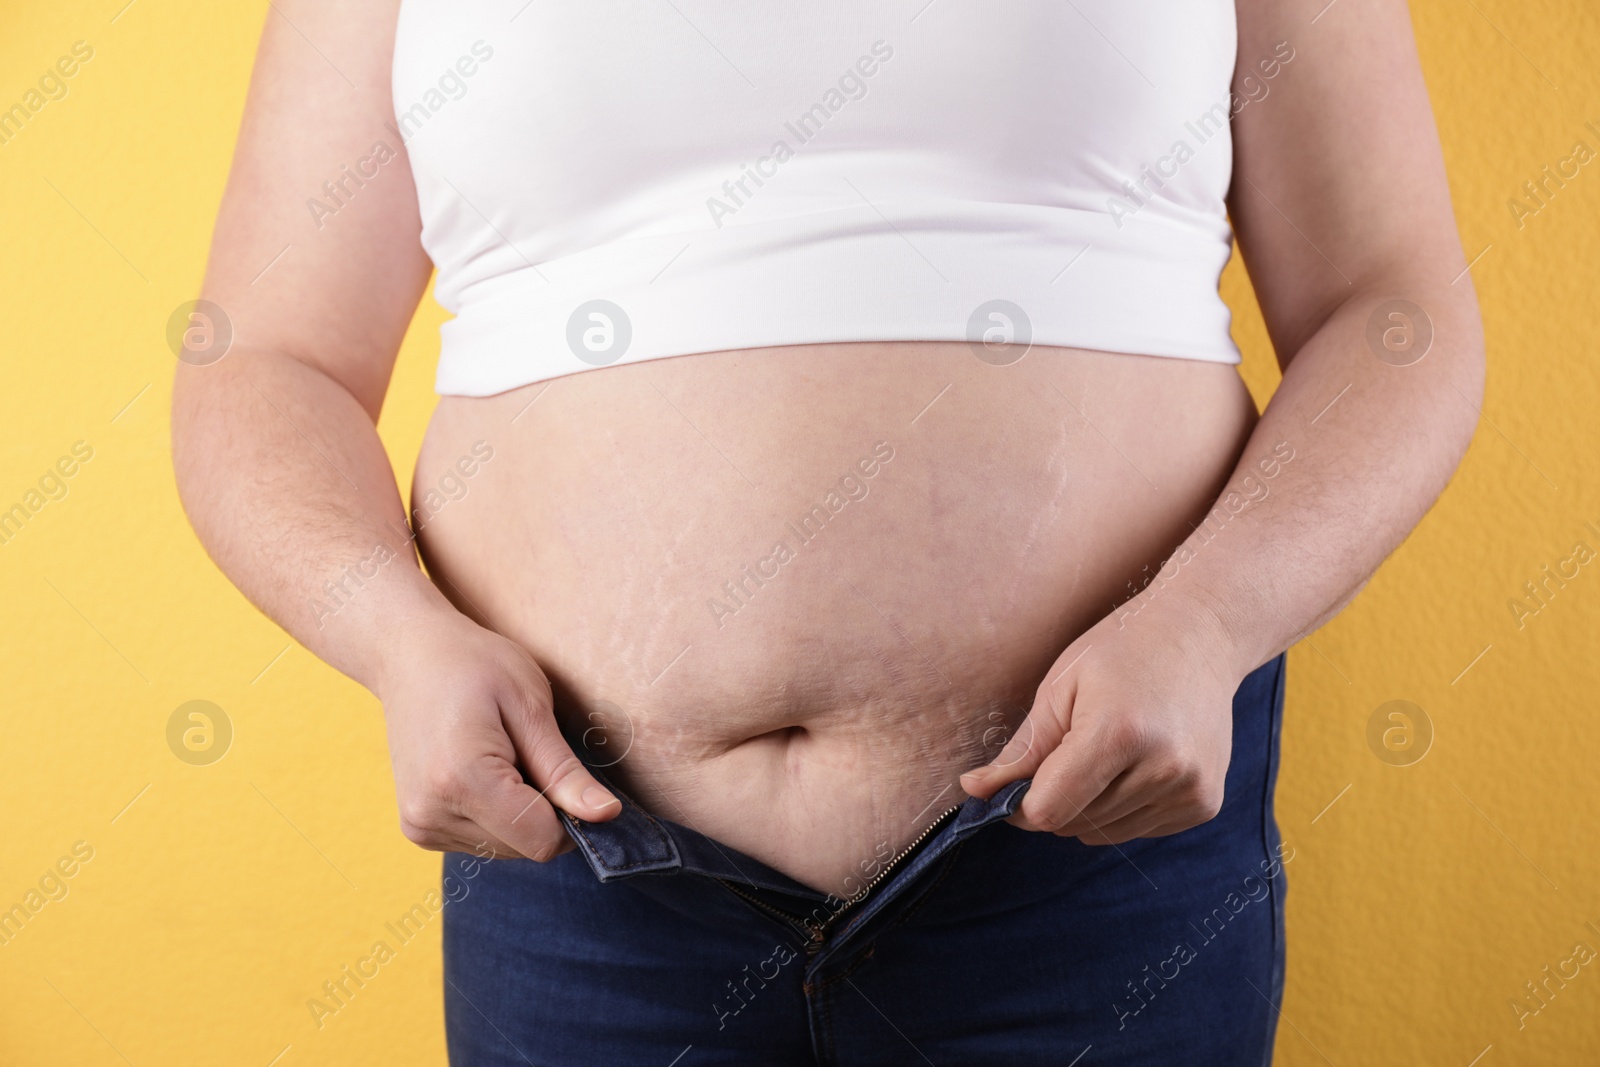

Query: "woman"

xmin=172 ymin=0 xmax=1482 ymax=1062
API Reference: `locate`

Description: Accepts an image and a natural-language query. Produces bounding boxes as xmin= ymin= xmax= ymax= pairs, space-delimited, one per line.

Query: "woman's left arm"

xmin=962 ymin=0 xmax=1485 ymax=842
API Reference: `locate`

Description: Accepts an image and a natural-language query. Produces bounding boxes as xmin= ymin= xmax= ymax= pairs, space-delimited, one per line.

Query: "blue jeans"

xmin=443 ymin=653 xmax=1288 ymax=1066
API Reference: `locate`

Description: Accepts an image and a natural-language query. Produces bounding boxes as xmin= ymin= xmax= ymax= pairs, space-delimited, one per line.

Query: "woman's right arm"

xmin=171 ymin=0 xmax=619 ymax=861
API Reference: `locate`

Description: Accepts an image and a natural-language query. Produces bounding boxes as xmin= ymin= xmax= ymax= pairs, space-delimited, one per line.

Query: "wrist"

xmin=359 ymin=580 xmax=467 ymax=699
xmin=1120 ymin=577 xmax=1257 ymax=691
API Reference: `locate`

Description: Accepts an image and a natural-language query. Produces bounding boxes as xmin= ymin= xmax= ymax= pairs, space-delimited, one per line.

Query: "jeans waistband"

xmin=557 ymin=764 xmax=1032 ymax=906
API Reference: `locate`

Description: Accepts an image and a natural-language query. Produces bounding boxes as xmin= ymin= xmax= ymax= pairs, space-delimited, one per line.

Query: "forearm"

xmin=172 ymin=349 xmax=452 ymax=691
xmin=1126 ymin=280 xmax=1486 ymax=679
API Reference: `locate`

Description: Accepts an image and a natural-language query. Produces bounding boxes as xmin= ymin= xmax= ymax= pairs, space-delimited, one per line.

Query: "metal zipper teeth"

xmin=816 ymin=803 xmax=964 ymax=940
xmin=717 ymin=878 xmax=823 ymax=942
xmin=716 ymin=802 xmax=966 ymax=949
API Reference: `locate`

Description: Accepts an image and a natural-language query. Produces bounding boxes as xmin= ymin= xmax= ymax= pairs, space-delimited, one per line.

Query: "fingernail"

xmin=583 ymin=785 xmax=620 ymax=811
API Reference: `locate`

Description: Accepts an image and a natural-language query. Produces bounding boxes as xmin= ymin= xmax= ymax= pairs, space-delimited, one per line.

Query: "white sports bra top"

xmin=392 ymin=1 xmax=1243 ymax=396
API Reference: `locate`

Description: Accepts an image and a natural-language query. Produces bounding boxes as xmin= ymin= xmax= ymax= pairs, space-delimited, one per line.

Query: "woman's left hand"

xmin=960 ymin=593 xmax=1247 ymax=846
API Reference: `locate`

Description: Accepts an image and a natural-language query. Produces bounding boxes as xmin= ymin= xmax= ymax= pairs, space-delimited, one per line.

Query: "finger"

xmin=433 ymin=818 xmax=533 ymax=861
xmin=1015 ymin=719 xmax=1136 ymax=834
xmin=398 ymin=799 xmax=533 ymax=859
xmin=499 ymin=684 xmax=623 ymax=823
xmin=1005 ymin=807 xmax=1051 ymax=832
xmin=462 ymin=828 xmax=572 ymax=860
xmin=460 ymin=753 xmax=579 ymax=863
xmin=1005 ymin=789 xmax=1145 ymax=837
xmin=1076 ymin=791 xmax=1227 ymax=845
xmin=1047 ymin=762 xmax=1188 ymax=839
xmin=962 ymin=674 xmax=1077 ymax=799
xmin=448 ymin=829 xmax=574 ymax=861
xmin=1075 ymin=809 xmax=1185 ymax=847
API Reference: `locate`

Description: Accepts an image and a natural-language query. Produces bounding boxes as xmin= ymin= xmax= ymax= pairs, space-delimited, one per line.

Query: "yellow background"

xmin=2 ymin=1 xmax=1598 ymax=1064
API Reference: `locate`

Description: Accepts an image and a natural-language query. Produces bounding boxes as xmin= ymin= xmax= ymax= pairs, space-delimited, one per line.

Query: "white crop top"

xmin=392 ymin=1 xmax=1243 ymax=396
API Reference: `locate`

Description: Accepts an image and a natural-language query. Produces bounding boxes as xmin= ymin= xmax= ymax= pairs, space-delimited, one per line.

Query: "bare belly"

xmin=412 ymin=341 xmax=1257 ymax=894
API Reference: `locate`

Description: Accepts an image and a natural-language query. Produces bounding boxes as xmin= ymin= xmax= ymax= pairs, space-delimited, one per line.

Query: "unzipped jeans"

xmin=443 ymin=653 xmax=1289 ymax=1066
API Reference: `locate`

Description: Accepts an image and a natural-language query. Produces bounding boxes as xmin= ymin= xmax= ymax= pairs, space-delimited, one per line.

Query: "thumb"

xmin=961 ymin=674 xmax=1076 ymax=799
xmin=500 ymin=683 xmax=623 ymax=823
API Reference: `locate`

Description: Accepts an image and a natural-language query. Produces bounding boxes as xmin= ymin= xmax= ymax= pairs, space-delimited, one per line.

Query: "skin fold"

xmin=172 ymin=0 xmax=1482 ymax=896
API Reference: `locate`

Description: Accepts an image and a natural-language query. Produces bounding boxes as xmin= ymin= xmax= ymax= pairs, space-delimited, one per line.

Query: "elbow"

xmin=1420 ymin=283 xmax=1486 ymax=475
xmin=1345 ymin=273 xmax=1485 ymax=480
xmin=1446 ymin=286 xmax=1487 ymax=458
xmin=170 ymin=360 xmax=224 ymax=459
xmin=170 ymin=362 xmax=220 ymax=524
xmin=170 ymin=354 xmax=255 ymax=518
xmin=1366 ymin=267 xmax=1486 ymax=441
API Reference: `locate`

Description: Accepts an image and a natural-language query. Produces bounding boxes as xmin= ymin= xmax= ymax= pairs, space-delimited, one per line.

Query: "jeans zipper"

xmin=841 ymin=804 xmax=963 ymax=908
xmin=716 ymin=879 xmax=829 ymax=946
xmin=718 ymin=802 xmax=965 ymax=953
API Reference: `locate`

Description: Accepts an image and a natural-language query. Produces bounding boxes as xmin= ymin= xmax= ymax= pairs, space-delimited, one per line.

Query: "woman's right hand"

xmin=374 ymin=610 xmax=622 ymax=861
xmin=166 ymin=0 xmax=624 ymax=865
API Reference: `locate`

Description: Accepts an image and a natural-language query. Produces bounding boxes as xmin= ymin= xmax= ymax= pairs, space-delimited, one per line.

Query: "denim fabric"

xmin=443 ymin=653 xmax=1289 ymax=1066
